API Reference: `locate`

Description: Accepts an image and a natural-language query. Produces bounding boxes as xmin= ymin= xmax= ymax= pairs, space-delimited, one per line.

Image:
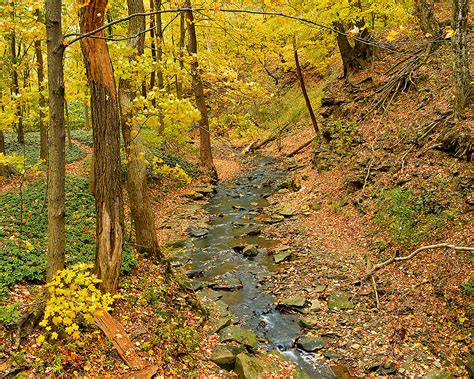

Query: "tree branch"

xmin=363 ymin=243 xmax=474 ymax=281
xmin=64 ymin=7 xmax=432 ymax=56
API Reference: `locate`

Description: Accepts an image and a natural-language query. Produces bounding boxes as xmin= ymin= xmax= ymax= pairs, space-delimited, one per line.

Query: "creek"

xmin=188 ymin=157 xmax=339 ymax=378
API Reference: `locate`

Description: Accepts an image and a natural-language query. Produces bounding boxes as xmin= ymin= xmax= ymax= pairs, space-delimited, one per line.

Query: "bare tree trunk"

xmin=35 ymin=31 xmax=48 ymax=161
xmin=45 ymin=0 xmax=66 ymax=282
xmin=79 ymin=0 xmax=124 ymax=294
xmin=414 ymin=0 xmax=440 ymax=36
xmin=154 ymin=0 xmax=165 ymax=133
xmin=119 ymin=0 xmax=163 ymax=261
xmin=293 ymin=37 xmax=318 ymax=135
xmin=452 ymin=0 xmax=471 ymax=119
xmin=185 ymin=1 xmax=218 ymax=181
xmin=10 ymin=33 xmax=24 ymax=144
xmin=176 ymin=12 xmax=186 ymax=99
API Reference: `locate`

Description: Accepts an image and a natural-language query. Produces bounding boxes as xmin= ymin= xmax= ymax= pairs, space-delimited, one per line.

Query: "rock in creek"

xmin=295 ymin=336 xmax=326 ymax=352
xmin=277 ymin=296 xmax=307 ymax=311
xmin=219 ymin=326 xmax=259 ymax=350
xmin=211 ymin=276 xmax=243 ymax=291
xmin=190 ymin=228 xmax=208 ymax=238
xmin=327 ymin=292 xmax=355 ymax=310
xmin=243 ymin=245 xmax=259 ymax=257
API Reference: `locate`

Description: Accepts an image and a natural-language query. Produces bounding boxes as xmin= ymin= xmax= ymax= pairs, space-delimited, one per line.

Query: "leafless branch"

xmin=363 ymin=243 xmax=474 ymax=281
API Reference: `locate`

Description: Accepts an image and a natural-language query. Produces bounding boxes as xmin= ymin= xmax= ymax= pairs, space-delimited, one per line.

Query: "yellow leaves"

xmin=444 ymin=28 xmax=456 ymax=39
xmin=39 ymin=263 xmax=116 ymax=344
xmin=52 ymin=316 xmax=62 ymax=325
xmin=386 ymin=29 xmax=399 ymax=43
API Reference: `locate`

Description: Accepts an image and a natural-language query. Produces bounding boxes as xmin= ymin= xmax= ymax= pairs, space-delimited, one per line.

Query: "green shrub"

xmin=374 ymin=187 xmax=453 ymax=249
xmin=0 ymin=302 xmax=21 ymax=327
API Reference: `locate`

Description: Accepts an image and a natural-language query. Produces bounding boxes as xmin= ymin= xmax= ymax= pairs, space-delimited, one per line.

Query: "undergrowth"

xmin=4 ymin=132 xmax=86 ymax=167
xmin=374 ymin=186 xmax=455 ymax=249
xmin=0 ymin=175 xmax=135 ymax=299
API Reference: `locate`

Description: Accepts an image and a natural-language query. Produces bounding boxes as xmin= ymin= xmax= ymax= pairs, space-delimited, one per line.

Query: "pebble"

xmin=350 ymin=343 xmax=361 ymax=350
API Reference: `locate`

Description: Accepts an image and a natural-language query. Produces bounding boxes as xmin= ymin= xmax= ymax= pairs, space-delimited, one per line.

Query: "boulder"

xmin=234 ymin=353 xmax=278 ymax=379
xmin=210 ymin=345 xmax=244 ymax=368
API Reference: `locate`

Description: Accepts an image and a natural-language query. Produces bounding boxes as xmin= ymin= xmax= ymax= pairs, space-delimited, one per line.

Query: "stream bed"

xmin=186 ymin=157 xmax=340 ymax=377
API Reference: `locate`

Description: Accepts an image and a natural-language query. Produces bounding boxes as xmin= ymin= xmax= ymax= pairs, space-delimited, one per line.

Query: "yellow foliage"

xmin=39 ymin=263 xmax=118 ymax=342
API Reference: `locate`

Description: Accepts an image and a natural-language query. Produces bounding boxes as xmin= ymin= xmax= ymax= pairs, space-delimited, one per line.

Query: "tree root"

xmin=364 ymin=45 xmax=436 ymax=118
xmin=363 ymin=243 xmax=474 ymax=282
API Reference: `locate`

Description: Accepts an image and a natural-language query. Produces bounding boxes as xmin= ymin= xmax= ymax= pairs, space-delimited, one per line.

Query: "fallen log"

xmin=94 ymin=310 xmax=158 ymax=377
xmin=287 ymin=137 xmax=315 ymax=157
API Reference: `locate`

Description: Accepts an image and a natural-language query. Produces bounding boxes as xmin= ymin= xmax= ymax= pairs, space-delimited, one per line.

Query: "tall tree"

xmin=79 ymin=0 xmax=124 ymax=294
xmin=10 ymin=31 xmax=24 ymax=144
xmin=35 ymin=12 xmax=48 ymax=161
xmin=451 ymin=0 xmax=471 ymax=119
xmin=185 ymin=1 xmax=218 ymax=181
xmin=119 ymin=0 xmax=163 ymax=260
xmin=45 ymin=0 xmax=66 ymax=282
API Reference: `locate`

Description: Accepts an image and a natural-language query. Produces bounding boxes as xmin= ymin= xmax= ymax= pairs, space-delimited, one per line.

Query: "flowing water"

xmin=189 ymin=157 xmax=338 ymax=377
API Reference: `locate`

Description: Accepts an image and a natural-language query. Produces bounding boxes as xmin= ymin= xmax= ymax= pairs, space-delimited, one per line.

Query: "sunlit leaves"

xmin=38 ymin=263 xmax=118 ymax=343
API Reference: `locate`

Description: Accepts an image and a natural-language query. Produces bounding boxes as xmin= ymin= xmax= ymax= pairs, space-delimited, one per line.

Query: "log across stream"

xmin=186 ymin=157 xmax=341 ymax=377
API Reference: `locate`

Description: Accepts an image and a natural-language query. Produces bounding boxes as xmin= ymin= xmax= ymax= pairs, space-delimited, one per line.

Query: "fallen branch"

xmin=94 ymin=310 xmax=158 ymax=377
xmin=363 ymin=243 xmax=474 ymax=281
xmin=286 ymin=137 xmax=315 ymax=157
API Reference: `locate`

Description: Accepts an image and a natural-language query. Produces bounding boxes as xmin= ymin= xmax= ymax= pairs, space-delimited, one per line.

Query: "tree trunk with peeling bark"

xmin=185 ymin=1 xmax=218 ymax=181
xmin=119 ymin=0 xmax=162 ymax=261
xmin=45 ymin=0 xmax=66 ymax=282
xmin=79 ymin=0 xmax=124 ymax=294
xmin=451 ymin=0 xmax=471 ymax=119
